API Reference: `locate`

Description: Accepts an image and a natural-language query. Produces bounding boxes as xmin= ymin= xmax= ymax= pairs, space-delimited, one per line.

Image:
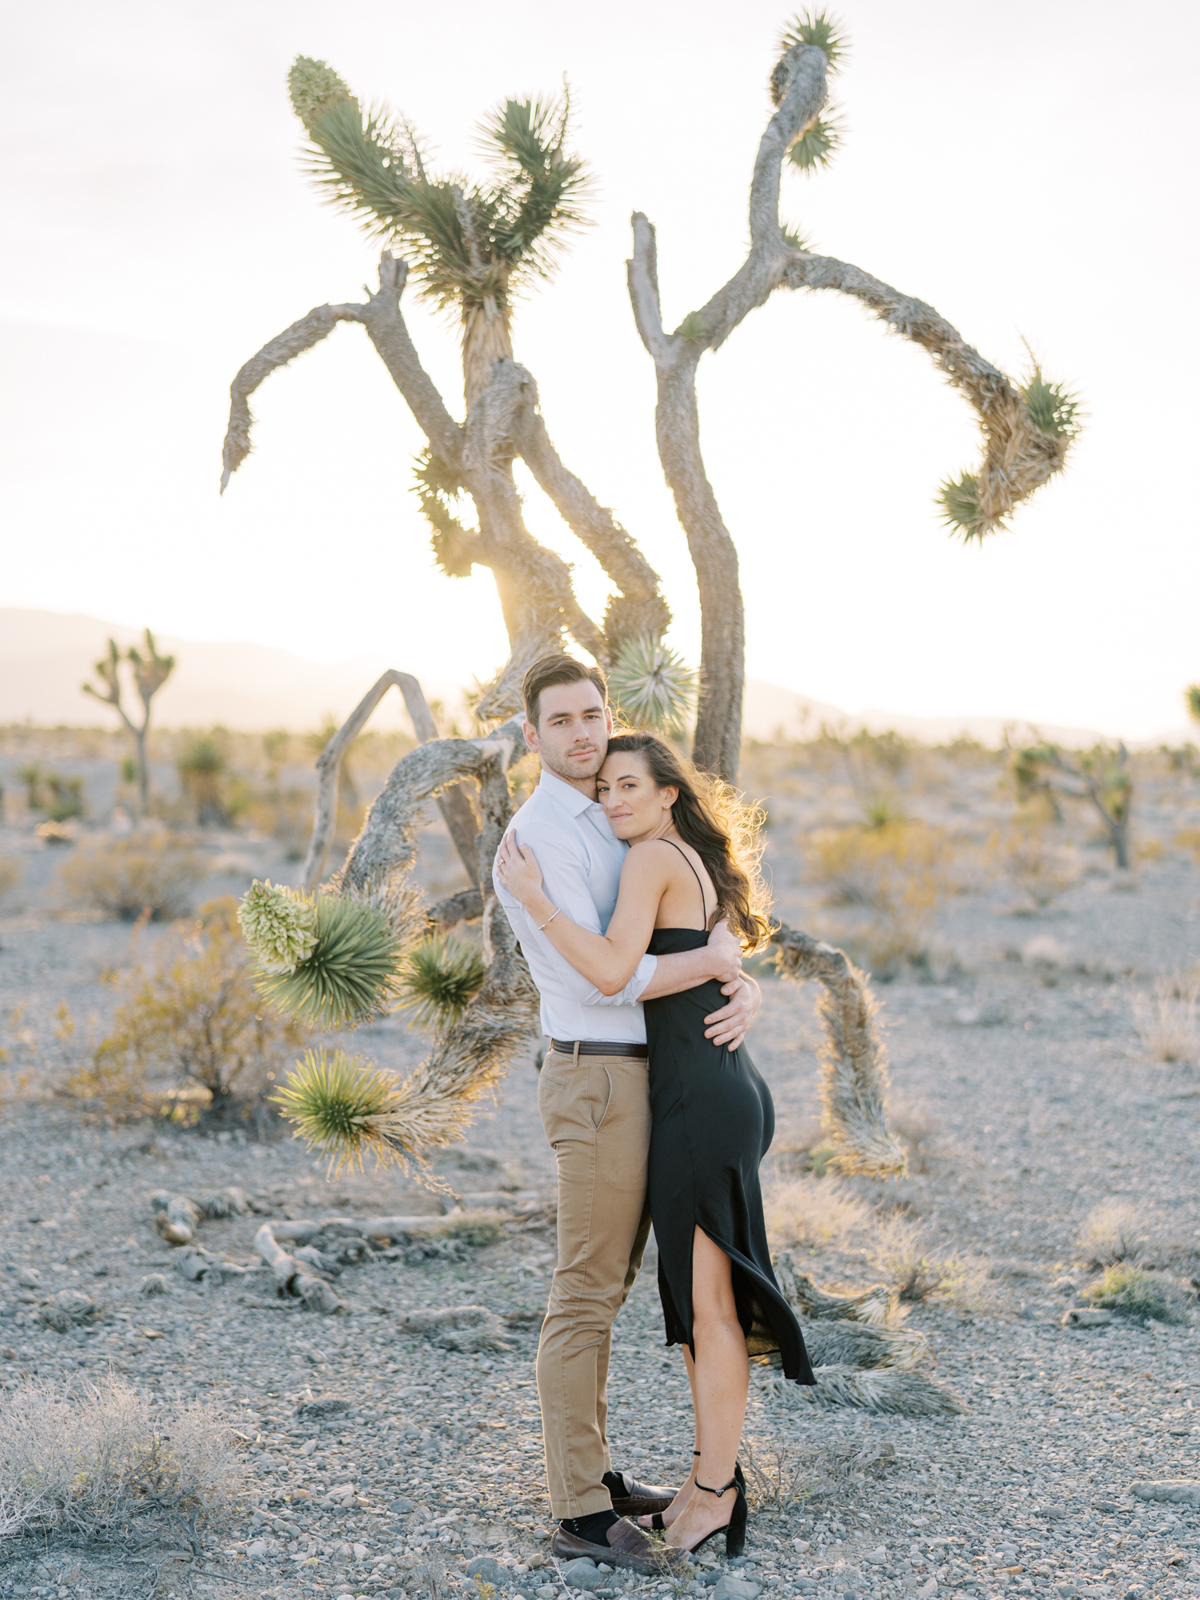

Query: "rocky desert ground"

xmin=1 ymin=726 xmax=1199 ymax=1600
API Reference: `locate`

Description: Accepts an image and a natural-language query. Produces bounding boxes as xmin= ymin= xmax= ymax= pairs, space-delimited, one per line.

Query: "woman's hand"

xmin=495 ymin=832 xmax=548 ymax=911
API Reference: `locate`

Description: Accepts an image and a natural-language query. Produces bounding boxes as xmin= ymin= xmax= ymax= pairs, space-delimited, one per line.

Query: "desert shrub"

xmin=55 ymin=833 xmax=206 ymax=921
xmin=741 ymin=1436 xmax=896 ymax=1513
xmin=1077 ymin=1201 xmax=1149 ymax=1268
xmin=987 ymin=808 xmax=1077 ymax=910
xmin=810 ymin=821 xmax=957 ymax=974
xmin=1131 ymin=974 xmax=1200 ymax=1063
xmin=72 ymin=898 xmax=308 ymax=1118
xmin=763 ymin=1175 xmax=871 ymax=1249
xmin=0 ymin=1373 xmax=241 ymax=1541
xmin=176 ymin=732 xmax=231 ymax=826
xmin=1174 ymin=827 xmax=1200 ymax=862
xmin=1084 ymin=1264 xmax=1188 ymax=1323
xmin=869 ymin=1214 xmax=991 ymax=1310
xmin=0 ymin=854 xmax=22 ymax=898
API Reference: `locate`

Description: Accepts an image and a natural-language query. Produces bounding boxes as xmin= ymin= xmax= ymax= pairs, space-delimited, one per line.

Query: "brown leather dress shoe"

xmin=606 ymin=1470 xmax=678 ymax=1518
xmin=550 ymin=1517 xmax=688 ymax=1576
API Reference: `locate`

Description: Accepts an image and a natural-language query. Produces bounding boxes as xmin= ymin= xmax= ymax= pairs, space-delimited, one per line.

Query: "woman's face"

xmin=596 ymin=750 xmax=678 ymax=840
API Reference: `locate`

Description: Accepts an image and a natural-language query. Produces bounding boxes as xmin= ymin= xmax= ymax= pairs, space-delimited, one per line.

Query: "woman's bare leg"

xmin=638 ymin=1349 xmax=700 ymax=1528
xmin=665 ymin=1227 xmax=748 ymax=1549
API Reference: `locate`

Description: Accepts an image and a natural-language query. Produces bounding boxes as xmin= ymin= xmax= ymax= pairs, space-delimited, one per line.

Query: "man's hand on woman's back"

xmin=704 ymin=972 xmax=762 ymax=1051
xmin=705 ymin=917 xmax=743 ymax=984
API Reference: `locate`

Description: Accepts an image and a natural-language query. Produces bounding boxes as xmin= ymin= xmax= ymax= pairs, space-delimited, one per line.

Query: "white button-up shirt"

xmin=493 ymin=767 xmax=658 ymax=1043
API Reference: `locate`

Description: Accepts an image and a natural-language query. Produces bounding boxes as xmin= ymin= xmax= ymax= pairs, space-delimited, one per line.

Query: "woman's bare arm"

xmin=495 ymin=836 xmax=675 ymax=994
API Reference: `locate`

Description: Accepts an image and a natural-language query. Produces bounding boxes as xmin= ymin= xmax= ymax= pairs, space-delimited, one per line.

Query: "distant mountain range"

xmin=0 ymin=608 xmax=1185 ymax=748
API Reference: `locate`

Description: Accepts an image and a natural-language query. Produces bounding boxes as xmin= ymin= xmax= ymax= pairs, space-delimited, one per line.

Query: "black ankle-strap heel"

xmin=645 ymin=1451 xmax=702 ymax=1531
xmin=684 ymin=1474 xmax=749 ymax=1558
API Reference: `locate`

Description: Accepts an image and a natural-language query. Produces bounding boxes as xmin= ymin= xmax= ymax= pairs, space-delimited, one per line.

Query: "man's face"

xmin=524 ymin=680 xmax=612 ymax=787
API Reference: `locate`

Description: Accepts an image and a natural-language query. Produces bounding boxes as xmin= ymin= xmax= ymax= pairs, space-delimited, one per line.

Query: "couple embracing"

xmin=493 ymin=655 xmax=814 ymax=1576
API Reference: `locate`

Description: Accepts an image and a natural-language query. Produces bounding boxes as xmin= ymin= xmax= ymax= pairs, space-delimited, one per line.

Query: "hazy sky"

xmin=2 ymin=0 xmax=1197 ymax=739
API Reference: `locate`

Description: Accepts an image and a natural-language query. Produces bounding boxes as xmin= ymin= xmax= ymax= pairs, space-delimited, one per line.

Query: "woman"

xmin=496 ymin=733 xmax=814 ymax=1556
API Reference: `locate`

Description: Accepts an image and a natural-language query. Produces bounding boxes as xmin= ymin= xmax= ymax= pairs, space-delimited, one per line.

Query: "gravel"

xmin=3 ymin=750 xmax=1200 ymax=1599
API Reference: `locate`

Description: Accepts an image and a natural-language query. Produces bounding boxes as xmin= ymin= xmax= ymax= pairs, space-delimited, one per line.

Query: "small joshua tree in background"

xmin=82 ymin=630 xmax=175 ymax=817
xmin=1186 ymin=684 xmax=1200 ymax=727
xmin=1012 ymin=740 xmax=1132 ymax=869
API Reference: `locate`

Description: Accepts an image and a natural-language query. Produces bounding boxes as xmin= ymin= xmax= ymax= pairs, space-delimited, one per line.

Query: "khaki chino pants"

xmin=536 ymin=1046 xmax=652 ymax=1517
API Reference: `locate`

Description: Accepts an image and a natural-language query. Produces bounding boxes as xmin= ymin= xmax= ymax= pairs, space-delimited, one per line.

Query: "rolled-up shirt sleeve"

xmin=494 ymin=821 xmax=657 ymax=1007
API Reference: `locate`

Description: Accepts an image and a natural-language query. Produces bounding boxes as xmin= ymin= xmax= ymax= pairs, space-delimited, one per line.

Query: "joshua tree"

xmin=220 ymin=14 xmax=1076 ymax=1176
xmin=82 ymin=631 xmax=176 ymax=817
xmin=1186 ymin=685 xmax=1200 ymax=726
xmin=1013 ymin=741 xmax=1132 ymax=870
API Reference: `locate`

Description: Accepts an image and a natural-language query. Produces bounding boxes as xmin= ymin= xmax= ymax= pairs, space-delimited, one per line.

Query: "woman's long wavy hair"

xmin=604 ymin=733 xmax=772 ymax=951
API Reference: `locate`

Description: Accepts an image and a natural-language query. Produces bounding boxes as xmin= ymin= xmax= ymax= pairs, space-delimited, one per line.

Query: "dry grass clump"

xmin=764 ymin=1176 xmax=871 ymax=1249
xmin=0 ymin=854 xmax=22 ymax=899
xmin=869 ymin=1213 xmax=992 ymax=1311
xmin=0 ymin=1373 xmax=241 ymax=1541
xmin=1131 ymin=973 xmax=1200 ymax=1063
xmin=1083 ymin=1264 xmax=1189 ymax=1324
xmin=741 ymin=1435 xmax=896 ymax=1512
xmin=71 ymin=898 xmax=308 ymax=1119
xmin=55 ymin=832 xmax=206 ymax=921
xmin=1077 ymin=1201 xmax=1149 ymax=1268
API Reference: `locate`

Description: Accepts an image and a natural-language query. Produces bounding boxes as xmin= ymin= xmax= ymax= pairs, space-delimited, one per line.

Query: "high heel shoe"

xmin=677 ymin=1475 xmax=748 ymax=1558
xmin=643 ymin=1452 xmax=701 ymax=1530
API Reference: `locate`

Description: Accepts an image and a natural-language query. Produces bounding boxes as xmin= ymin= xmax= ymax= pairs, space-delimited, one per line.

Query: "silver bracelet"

xmin=538 ymin=908 xmax=561 ymax=932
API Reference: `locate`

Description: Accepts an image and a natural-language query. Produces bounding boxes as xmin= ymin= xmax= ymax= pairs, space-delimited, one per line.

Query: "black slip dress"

xmin=644 ymin=843 xmax=815 ymax=1384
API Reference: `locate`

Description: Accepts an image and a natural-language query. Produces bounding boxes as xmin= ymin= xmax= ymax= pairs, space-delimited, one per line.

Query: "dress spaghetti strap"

xmin=662 ymin=838 xmax=709 ymax=931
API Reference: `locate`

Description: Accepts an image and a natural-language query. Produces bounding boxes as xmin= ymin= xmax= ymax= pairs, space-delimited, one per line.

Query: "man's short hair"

xmin=522 ymin=654 xmax=608 ymax=727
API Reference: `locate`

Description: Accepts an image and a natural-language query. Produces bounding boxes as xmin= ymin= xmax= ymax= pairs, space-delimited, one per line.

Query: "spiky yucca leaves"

xmin=238 ymin=880 xmax=318 ymax=974
xmin=787 ymin=110 xmax=845 ymax=173
xmin=273 ymin=1048 xmax=401 ymax=1174
xmin=769 ymin=927 xmax=907 ymax=1177
xmin=396 ymin=937 xmax=487 ymax=1029
xmin=778 ymin=9 xmax=848 ymax=73
xmin=413 ymin=447 xmax=479 ymax=577
xmin=287 ymin=57 xmax=588 ymax=328
xmin=939 ymin=360 xmax=1082 ymax=539
xmin=254 ymin=893 xmax=406 ymax=1029
xmin=607 ymin=635 xmax=699 ymax=734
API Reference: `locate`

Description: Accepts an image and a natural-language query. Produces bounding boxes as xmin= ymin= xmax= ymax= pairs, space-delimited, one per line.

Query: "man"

xmin=493 ymin=654 xmax=761 ymax=1575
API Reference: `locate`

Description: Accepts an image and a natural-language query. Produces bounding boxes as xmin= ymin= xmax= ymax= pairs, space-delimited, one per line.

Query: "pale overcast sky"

xmin=1 ymin=0 xmax=1196 ymax=739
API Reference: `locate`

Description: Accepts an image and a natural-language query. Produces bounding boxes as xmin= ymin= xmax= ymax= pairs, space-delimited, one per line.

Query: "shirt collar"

xmin=537 ymin=765 xmax=600 ymax=817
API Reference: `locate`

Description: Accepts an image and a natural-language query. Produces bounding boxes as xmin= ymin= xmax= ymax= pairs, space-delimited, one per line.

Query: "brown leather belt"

xmin=549 ymin=1039 xmax=648 ymax=1059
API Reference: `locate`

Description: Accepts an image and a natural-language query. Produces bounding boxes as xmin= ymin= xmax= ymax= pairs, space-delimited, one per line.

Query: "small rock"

xmin=15 ymin=1267 xmax=40 ymax=1288
xmin=297 ymin=1395 xmax=352 ymax=1418
xmin=712 ymin=1576 xmax=762 ymax=1600
xmin=353 ymin=1542 xmax=369 ymax=1561
xmin=466 ymin=1555 xmax=512 ymax=1587
xmin=561 ymin=1560 xmax=604 ymax=1591
xmin=246 ymin=1539 xmax=268 ymax=1560
xmin=1062 ymin=1306 xmax=1113 ymax=1326
xmin=390 ymin=1496 xmax=415 ymax=1513
xmin=137 ymin=1273 xmax=167 ymax=1297
xmin=864 ymin=1547 xmax=887 ymax=1565
xmin=1130 ymin=1479 xmax=1200 ymax=1506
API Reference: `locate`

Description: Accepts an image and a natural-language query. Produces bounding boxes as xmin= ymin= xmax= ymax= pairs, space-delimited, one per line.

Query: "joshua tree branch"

xmin=629 ymin=39 xmax=1072 ymax=778
xmin=220 ymin=302 xmax=371 ymax=491
xmin=302 ymin=671 xmax=482 ymax=892
xmin=352 ymin=252 xmax=465 ymax=467
xmin=514 ymin=388 xmax=672 ymax=660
